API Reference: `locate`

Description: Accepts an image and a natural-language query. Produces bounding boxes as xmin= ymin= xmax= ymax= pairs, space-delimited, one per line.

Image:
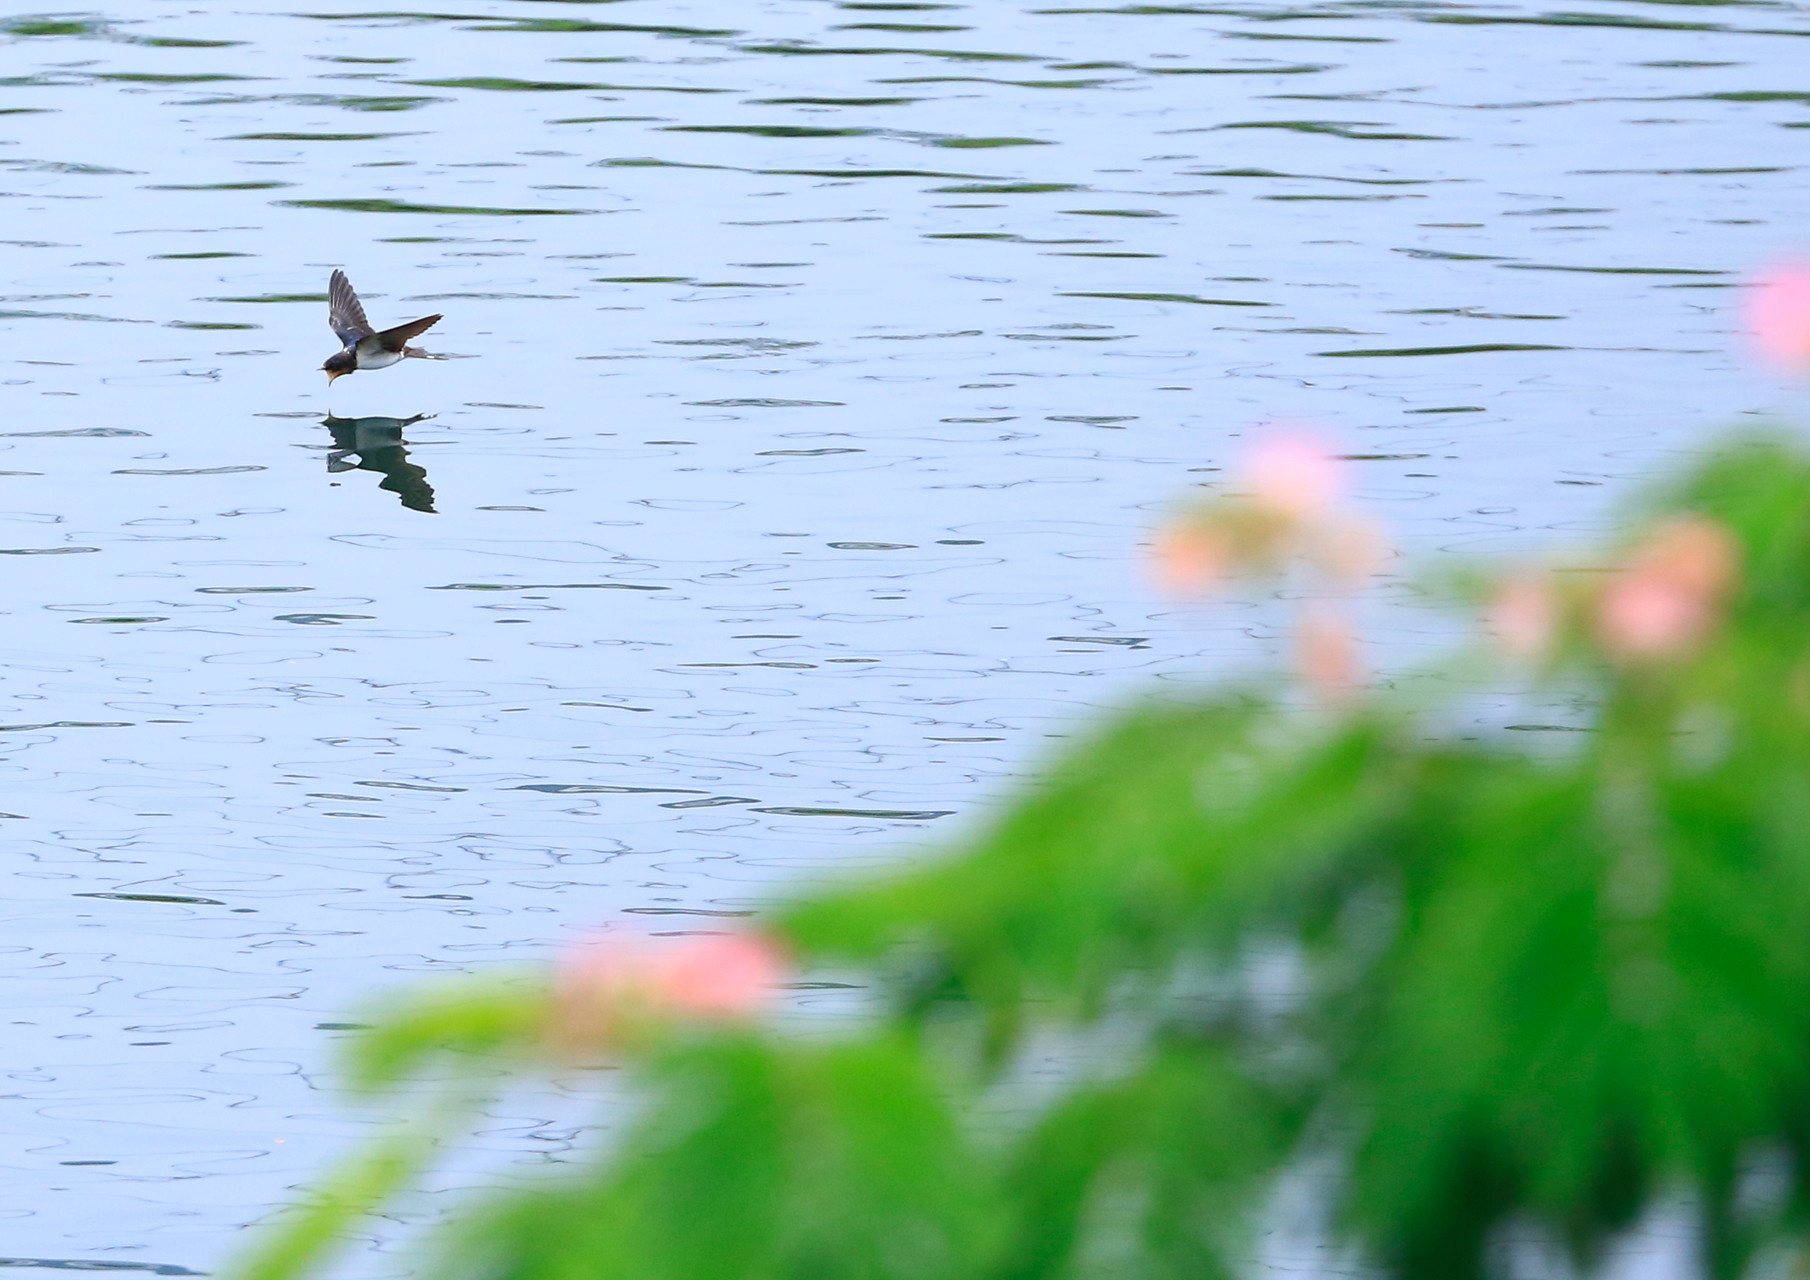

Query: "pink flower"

xmin=1747 ymin=262 xmax=1810 ymax=372
xmin=553 ymin=932 xmax=786 ymax=1051
xmin=1488 ymin=572 xmax=1559 ymax=660
xmin=1150 ymin=521 xmax=1230 ymax=596
xmin=655 ymin=934 xmax=788 ymax=1017
xmin=1246 ymin=433 xmax=1341 ymax=519
xmin=1596 ymin=516 xmax=1738 ymax=662
xmin=1298 ymin=606 xmax=1360 ymax=704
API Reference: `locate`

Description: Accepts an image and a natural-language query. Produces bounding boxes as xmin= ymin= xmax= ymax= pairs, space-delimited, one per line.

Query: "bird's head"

xmin=323 ymin=350 xmax=356 ymax=384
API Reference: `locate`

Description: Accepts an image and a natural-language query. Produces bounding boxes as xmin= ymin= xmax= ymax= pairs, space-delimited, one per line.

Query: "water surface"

xmin=0 ymin=0 xmax=1805 ymax=1271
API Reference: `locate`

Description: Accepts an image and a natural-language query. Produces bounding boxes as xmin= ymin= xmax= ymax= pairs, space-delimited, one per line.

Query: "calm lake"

xmin=0 ymin=0 xmax=1805 ymax=1273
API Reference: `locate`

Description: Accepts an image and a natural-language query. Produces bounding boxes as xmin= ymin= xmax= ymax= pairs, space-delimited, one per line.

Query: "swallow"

xmin=322 ymin=269 xmax=442 ymax=384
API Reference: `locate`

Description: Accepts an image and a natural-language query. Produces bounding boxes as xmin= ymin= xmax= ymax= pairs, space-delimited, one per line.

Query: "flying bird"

xmin=322 ymin=269 xmax=442 ymax=383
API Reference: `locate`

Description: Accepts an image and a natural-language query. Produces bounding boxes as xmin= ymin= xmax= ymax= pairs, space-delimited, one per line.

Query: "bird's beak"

xmin=326 ymin=370 xmax=343 ymax=384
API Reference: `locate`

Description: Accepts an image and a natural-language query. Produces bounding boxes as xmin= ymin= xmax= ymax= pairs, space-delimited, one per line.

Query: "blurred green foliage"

xmin=233 ymin=435 xmax=1810 ymax=1280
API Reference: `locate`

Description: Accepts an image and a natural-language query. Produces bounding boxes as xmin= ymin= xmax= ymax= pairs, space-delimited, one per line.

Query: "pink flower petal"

xmin=1596 ymin=516 xmax=1738 ymax=662
xmin=1488 ymin=572 xmax=1558 ymax=660
xmin=655 ymin=934 xmax=787 ymax=1017
xmin=553 ymin=931 xmax=787 ymax=1050
xmin=1150 ymin=522 xmax=1229 ymax=595
xmin=1298 ymin=607 xmax=1360 ymax=704
xmin=1247 ymin=434 xmax=1341 ymax=518
xmin=1747 ymin=262 xmax=1810 ymax=372
xmin=1599 ymin=577 xmax=1710 ymax=660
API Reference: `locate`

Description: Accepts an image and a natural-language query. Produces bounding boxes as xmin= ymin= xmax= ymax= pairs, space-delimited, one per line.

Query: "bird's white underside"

xmin=352 ymin=340 xmax=405 ymax=371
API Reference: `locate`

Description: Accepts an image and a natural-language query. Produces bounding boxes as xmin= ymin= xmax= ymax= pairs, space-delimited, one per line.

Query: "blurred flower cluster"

xmin=1151 ymin=433 xmax=1381 ymax=597
xmin=1491 ymin=516 xmax=1740 ymax=667
xmin=551 ymin=932 xmax=785 ymax=1054
xmin=1152 ymin=433 xmax=1383 ymax=700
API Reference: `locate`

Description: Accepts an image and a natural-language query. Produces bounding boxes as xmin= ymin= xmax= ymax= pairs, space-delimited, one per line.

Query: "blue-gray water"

xmin=0 ymin=0 xmax=1805 ymax=1273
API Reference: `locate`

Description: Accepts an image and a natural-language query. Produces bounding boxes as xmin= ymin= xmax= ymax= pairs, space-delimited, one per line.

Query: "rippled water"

xmin=0 ymin=0 xmax=1805 ymax=1271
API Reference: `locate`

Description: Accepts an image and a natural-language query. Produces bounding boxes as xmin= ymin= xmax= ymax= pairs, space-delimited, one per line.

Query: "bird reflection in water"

xmin=324 ymin=413 xmax=436 ymax=513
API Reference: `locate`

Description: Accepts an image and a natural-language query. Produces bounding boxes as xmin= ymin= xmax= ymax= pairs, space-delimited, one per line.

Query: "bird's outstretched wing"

xmin=328 ymin=269 xmax=374 ymax=345
xmin=373 ymin=313 xmax=442 ymax=353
